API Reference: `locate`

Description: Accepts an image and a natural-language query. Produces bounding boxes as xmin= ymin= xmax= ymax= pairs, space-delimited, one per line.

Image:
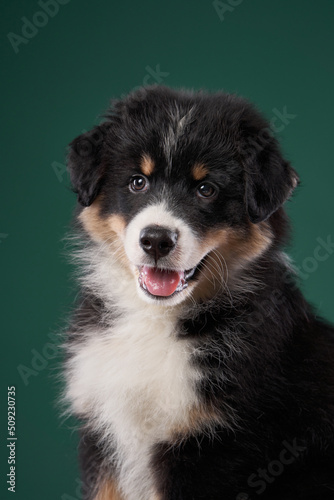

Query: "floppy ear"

xmin=243 ymin=136 xmax=299 ymax=223
xmin=67 ymin=124 xmax=109 ymax=206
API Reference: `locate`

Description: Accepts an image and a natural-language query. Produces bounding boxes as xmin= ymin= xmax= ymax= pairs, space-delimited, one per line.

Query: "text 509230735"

xmin=7 ymin=386 xmax=16 ymax=493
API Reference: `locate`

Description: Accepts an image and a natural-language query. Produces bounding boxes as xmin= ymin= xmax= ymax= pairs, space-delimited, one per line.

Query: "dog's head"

xmin=67 ymin=86 xmax=298 ymax=306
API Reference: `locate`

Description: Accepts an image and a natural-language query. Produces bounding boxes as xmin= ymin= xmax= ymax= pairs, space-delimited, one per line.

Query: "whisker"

xmin=204 ymin=250 xmax=234 ymax=306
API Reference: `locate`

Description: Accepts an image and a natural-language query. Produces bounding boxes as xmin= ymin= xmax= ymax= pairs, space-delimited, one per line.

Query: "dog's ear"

xmin=243 ymin=135 xmax=299 ymax=223
xmin=67 ymin=123 xmax=109 ymax=206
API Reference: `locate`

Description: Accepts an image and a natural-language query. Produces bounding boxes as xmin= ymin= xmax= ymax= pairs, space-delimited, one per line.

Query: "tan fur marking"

xmin=192 ymin=222 xmax=273 ymax=301
xmin=140 ymin=154 xmax=155 ymax=176
xmin=79 ymin=197 xmax=130 ymax=270
xmin=79 ymin=198 xmax=126 ymax=243
xmin=109 ymin=215 xmax=127 ymax=238
xmin=170 ymin=402 xmax=223 ymax=440
xmin=199 ymin=221 xmax=272 ymax=267
xmin=93 ymin=479 xmax=124 ymax=500
xmin=192 ymin=163 xmax=209 ymax=181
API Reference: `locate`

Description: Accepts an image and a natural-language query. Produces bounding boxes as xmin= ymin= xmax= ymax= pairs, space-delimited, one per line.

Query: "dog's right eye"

xmin=129 ymin=175 xmax=149 ymax=193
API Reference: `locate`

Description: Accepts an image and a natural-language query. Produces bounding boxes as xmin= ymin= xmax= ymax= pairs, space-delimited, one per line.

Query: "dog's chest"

xmin=67 ymin=309 xmax=199 ymax=499
xmin=104 ymin=312 xmax=199 ymax=435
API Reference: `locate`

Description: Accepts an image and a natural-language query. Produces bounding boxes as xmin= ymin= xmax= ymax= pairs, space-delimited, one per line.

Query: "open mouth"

xmin=138 ymin=263 xmax=202 ymax=299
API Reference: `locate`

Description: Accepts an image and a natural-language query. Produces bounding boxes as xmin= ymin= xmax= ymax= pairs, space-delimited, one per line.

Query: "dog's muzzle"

xmin=137 ymin=225 xmax=202 ymax=298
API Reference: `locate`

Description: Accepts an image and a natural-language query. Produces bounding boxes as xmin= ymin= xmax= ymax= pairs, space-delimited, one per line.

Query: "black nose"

xmin=139 ymin=226 xmax=178 ymax=262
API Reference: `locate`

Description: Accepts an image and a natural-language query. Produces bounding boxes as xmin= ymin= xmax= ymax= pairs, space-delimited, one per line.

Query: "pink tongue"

xmin=140 ymin=266 xmax=183 ymax=297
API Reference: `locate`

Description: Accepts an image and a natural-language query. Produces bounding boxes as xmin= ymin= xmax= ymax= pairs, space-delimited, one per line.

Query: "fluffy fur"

xmin=63 ymin=86 xmax=334 ymax=500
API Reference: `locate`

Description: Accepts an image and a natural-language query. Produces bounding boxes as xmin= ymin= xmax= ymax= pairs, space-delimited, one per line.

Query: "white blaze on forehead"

xmin=163 ymin=105 xmax=195 ymax=170
xmin=124 ymin=202 xmax=200 ymax=270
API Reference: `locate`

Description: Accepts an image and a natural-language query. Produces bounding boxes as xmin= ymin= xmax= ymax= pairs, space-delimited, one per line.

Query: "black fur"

xmin=65 ymin=85 xmax=334 ymax=499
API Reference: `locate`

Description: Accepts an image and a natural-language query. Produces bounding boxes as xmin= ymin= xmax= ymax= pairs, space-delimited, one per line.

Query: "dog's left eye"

xmin=129 ymin=175 xmax=149 ymax=193
xmin=197 ymin=183 xmax=217 ymax=199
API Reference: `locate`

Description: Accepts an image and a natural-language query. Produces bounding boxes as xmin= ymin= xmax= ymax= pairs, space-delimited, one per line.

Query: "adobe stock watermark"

xmin=118 ymin=64 xmax=170 ymax=111
xmin=213 ymin=0 xmax=244 ymax=22
xmin=17 ymin=331 xmax=60 ymax=386
xmin=295 ymin=236 xmax=334 ymax=281
xmin=140 ymin=64 xmax=170 ymax=88
xmin=281 ymin=235 xmax=334 ymax=289
xmin=247 ymin=235 xmax=334 ymax=333
xmin=52 ymin=124 xmax=91 ymax=183
xmin=52 ymin=63 xmax=170 ymax=182
xmin=239 ymin=106 xmax=297 ymax=161
xmin=7 ymin=0 xmax=71 ymax=54
xmin=0 ymin=233 xmax=9 ymax=244
xmin=236 ymin=438 xmax=306 ymax=498
xmin=52 ymin=160 xmax=67 ymax=183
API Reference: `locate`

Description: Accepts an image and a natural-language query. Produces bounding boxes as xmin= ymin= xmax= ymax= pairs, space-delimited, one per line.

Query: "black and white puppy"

xmin=63 ymin=86 xmax=334 ymax=500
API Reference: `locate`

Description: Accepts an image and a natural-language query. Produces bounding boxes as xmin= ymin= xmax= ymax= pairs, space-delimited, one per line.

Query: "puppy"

xmin=63 ymin=86 xmax=334 ymax=500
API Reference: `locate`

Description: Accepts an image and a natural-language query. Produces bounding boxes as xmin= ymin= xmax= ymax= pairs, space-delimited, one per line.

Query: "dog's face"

xmin=68 ymin=86 xmax=298 ymax=305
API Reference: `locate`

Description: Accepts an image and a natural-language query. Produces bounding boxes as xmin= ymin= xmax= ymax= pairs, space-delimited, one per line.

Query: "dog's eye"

xmin=197 ymin=183 xmax=217 ymax=199
xmin=129 ymin=175 xmax=149 ymax=193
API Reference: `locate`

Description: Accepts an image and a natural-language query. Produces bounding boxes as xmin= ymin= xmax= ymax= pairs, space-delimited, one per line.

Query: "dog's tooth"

xmin=185 ymin=266 xmax=196 ymax=280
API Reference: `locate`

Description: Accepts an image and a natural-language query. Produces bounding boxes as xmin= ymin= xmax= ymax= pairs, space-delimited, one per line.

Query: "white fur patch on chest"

xmin=65 ymin=308 xmax=200 ymax=500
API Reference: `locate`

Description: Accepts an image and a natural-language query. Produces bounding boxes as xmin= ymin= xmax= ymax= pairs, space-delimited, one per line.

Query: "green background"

xmin=1 ymin=1 xmax=334 ymax=498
